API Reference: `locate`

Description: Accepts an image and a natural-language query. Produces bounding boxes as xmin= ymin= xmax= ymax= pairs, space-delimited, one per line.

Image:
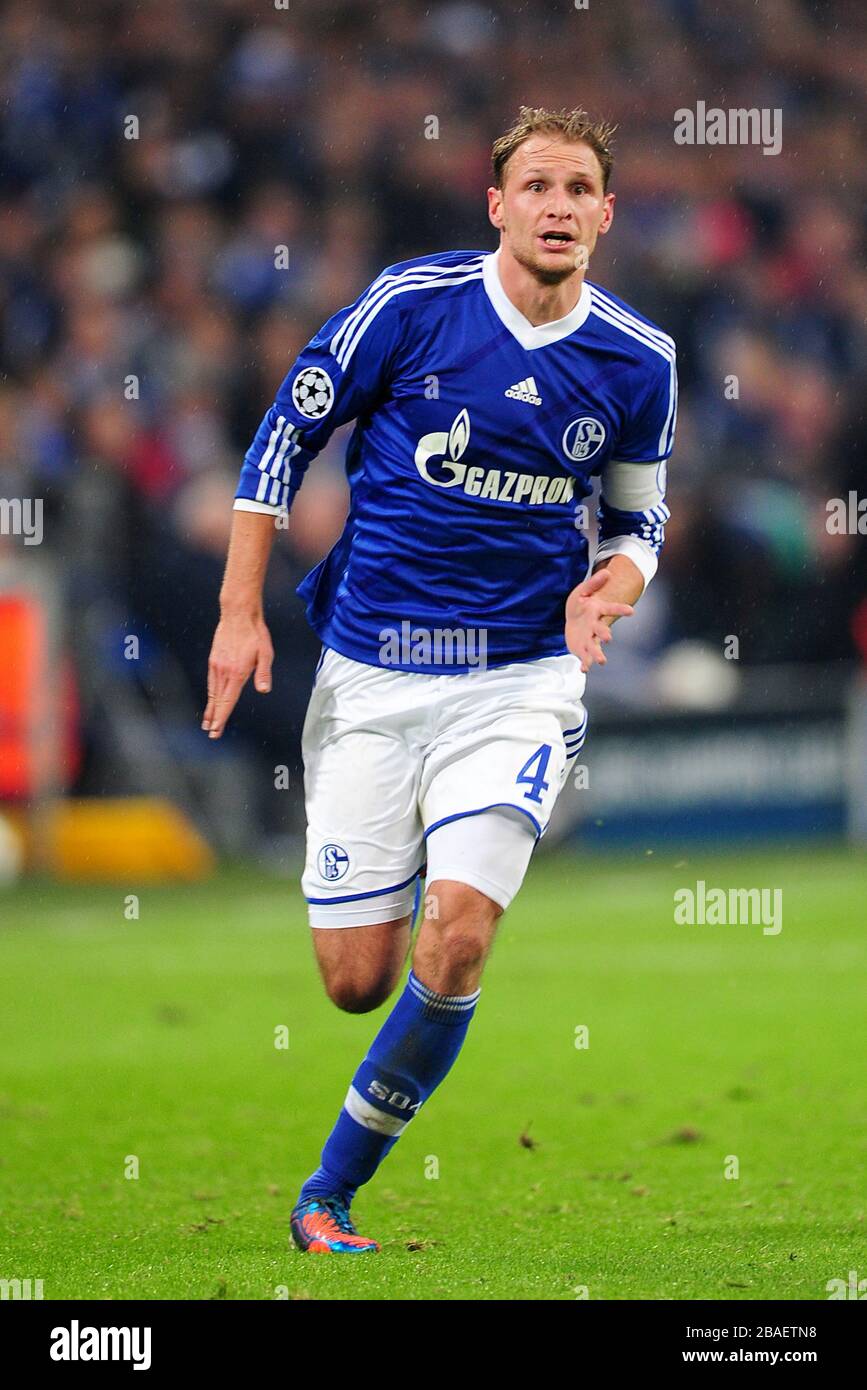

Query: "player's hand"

xmin=202 ymin=612 xmax=273 ymax=739
xmin=564 ymin=569 xmax=634 ymax=674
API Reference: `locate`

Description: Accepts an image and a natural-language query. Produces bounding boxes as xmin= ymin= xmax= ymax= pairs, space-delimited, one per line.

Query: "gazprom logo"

xmin=413 ymin=408 xmax=577 ymax=508
xmin=415 ymin=408 xmax=471 ymax=487
xmin=318 ymin=843 xmax=350 ymax=882
xmin=562 ymin=417 xmax=606 ymax=462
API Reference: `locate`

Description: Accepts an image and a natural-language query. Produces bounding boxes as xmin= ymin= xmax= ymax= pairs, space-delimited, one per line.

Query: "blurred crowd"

xmin=0 ymin=0 xmax=865 ymax=809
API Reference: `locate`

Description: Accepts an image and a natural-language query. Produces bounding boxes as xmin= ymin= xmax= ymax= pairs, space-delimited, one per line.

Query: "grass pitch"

xmin=0 ymin=845 xmax=864 ymax=1301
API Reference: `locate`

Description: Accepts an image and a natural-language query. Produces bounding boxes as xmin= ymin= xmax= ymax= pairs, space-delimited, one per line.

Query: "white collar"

xmin=482 ymin=246 xmax=592 ymax=350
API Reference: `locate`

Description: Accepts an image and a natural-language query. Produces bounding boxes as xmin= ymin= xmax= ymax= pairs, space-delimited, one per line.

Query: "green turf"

xmin=0 ymin=846 xmax=865 ymax=1301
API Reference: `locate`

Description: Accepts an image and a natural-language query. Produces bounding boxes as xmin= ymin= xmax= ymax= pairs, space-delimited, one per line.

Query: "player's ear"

xmin=598 ymin=191 xmax=615 ymax=236
xmin=487 ymin=185 xmax=504 ymax=231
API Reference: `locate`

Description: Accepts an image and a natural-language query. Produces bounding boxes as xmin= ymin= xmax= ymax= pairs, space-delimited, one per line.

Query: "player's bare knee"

xmin=319 ymin=951 xmax=403 ymax=1013
xmin=415 ymin=880 xmax=502 ymax=987
xmin=325 ymin=970 xmax=394 ymax=1015
xmin=312 ymin=918 xmax=409 ymax=1013
xmin=319 ymin=951 xmax=400 ymax=1013
xmin=440 ymin=924 xmax=489 ymax=974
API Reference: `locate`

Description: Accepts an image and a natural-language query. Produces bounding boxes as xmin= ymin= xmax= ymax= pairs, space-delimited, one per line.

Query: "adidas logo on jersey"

xmin=505 ymin=376 xmax=542 ymax=406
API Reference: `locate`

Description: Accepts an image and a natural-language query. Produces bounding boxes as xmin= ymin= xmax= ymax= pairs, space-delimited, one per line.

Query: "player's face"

xmin=487 ymin=136 xmax=615 ymax=283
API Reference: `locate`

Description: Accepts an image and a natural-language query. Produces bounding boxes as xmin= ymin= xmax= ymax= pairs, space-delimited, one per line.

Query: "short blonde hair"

xmin=492 ymin=105 xmax=617 ymax=191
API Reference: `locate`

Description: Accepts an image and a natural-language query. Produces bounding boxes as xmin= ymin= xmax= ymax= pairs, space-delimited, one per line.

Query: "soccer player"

xmin=204 ymin=107 xmax=677 ymax=1253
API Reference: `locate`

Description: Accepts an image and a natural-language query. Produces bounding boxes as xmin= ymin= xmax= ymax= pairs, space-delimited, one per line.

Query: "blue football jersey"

xmin=234 ymin=248 xmax=677 ymax=672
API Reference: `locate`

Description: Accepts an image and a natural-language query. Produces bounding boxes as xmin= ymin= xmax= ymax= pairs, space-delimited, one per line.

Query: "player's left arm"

xmin=565 ymin=343 xmax=678 ymax=673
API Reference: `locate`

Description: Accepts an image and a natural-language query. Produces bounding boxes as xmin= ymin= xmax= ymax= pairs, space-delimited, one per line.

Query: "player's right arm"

xmin=203 ymin=265 xmax=405 ymax=737
xmin=203 ymin=510 xmax=276 ymax=739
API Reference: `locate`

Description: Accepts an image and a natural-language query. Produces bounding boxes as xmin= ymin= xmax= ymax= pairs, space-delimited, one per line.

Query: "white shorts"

xmin=301 ymin=647 xmax=588 ymax=926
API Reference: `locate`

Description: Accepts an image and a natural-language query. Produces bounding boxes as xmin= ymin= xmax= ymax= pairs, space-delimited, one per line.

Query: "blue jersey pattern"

xmin=235 ymin=249 xmax=677 ymax=672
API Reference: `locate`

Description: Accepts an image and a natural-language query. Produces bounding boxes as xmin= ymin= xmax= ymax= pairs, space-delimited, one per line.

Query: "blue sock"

xmin=298 ymin=970 xmax=480 ymax=1205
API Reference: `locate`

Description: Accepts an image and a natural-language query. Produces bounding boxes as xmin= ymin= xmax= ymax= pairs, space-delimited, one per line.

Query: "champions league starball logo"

xmin=562 ymin=416 xmax=606 ymax=462
xmin=292 ymin=366 xmax=334 ymax=419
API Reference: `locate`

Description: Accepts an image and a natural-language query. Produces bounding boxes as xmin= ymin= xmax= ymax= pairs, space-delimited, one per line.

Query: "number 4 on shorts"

xmin=516 ymin=743 xmax=552 ymax=804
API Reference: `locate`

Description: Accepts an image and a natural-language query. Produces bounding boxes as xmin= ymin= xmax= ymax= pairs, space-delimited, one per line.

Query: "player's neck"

xmin=496 ymin=243 xmax=586 ymax=327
